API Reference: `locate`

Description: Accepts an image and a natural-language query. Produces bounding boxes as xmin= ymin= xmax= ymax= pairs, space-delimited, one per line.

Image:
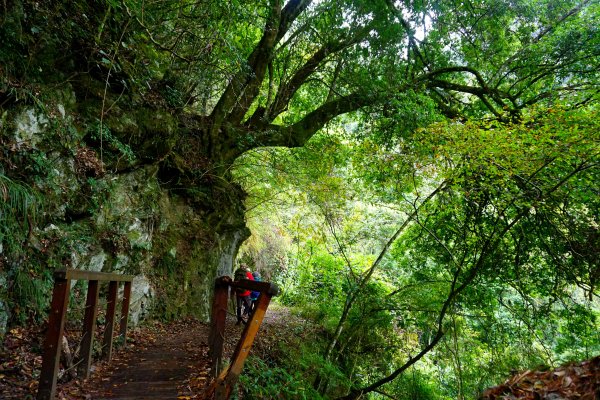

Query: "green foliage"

xmin=0 ymin=173 xmax=52 ymax=325
xmin=0 ymin=173 xmax=40 ymax=254
xmin=240 ymin=356 xmax=325 ymax=400
xmin=383 ymin=367 xmax=449 ymax=400
xmin=8 ymin=267 xmax=53 ymax=324
xmin=239 ymin=104 xmax=599 ymax=399
xmin=89 ymin=121 xmax=136 ymax=163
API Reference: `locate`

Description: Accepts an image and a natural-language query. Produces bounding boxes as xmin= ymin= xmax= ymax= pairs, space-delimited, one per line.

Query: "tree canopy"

xmin=235 ymin=103 xmax=598 ymax=398
xmin=3 ymin=0 xmax=597 ymax=171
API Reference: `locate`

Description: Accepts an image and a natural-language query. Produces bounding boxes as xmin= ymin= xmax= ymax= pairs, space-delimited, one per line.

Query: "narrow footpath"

xmin=56 ymin=306 xmax=265 ymax=400
xmin=1 ymin=305 xmax=296 ymax=399
xmin=69 ymin=305 xmax=296 ymax=399
xmin=80 ymin=320 xmax=211 ymax=399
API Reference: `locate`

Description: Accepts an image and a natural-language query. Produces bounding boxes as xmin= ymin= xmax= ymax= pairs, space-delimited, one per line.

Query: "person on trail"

xmin=233 ymin=264 xmax=254 ymax=325
xmin=250 ymin=271 xmax=262 ymax=311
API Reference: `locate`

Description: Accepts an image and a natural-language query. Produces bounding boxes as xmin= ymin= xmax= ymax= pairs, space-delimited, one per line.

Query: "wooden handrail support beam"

xmin=54 ymin=269 xmax=134 ymax=282
xmin=204 ymin=276 xmax=279 ymax=400
xmin=230 ymin=279 xmax=279 ymax=295
xmin=37 ymin=269 xmax=134 ymax=400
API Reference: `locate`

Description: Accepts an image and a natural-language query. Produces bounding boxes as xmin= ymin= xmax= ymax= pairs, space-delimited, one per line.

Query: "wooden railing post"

xmin=203 ymin=278 xmax=279 ymax=400
xmin=215 ymin=293 xmax=273 ymax=400
xmin=209 ymin=276 xmax=231 ymax=377
xmin=102 ymin=280 xmax=118 ymax=360
xmin=77 ymin=280 xmax=99 ymax=378
xmin=37 ymin=276 xmax=71 ymax=400
xmin=119 ymin=280 xmax=132 ymax=345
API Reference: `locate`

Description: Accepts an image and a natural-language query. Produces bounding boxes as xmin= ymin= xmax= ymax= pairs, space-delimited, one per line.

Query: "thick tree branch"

xmin=209 ymin=1 xmax=282 ymax=133
xmin=227 ymin=0 xmax=313 ymax=126
xmin=246 ymin=91 xmax=378 ymax=150
xmin=425 ymin=78 xmax=506 ymax=118
xmin=266 ymin=26 xmax=373 ymax=121
xmin=275 ymin=0 xmax=312 ymax=44
xmin=420 ymin=66 xmax=488 ymax=91
xmin=210 ymin=0 xmax=312 ymax=135
xmin=422 ymin=66 xmax=520 ymax=117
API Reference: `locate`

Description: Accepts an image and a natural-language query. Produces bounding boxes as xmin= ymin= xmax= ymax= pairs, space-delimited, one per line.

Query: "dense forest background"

xmin=0 ymin=0 xmax=598 ymax=398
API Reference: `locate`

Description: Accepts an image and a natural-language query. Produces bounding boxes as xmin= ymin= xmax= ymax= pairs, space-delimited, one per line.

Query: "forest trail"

xmin=0 ymin=297 xmax=296 ymax=399
xmin=54 ymin=304 xmax=295 ymax=399
xmin=73 ymin=319 xmax=211 ymax=399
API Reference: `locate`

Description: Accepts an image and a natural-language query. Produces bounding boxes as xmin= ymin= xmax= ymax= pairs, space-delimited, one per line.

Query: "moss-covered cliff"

xmin=0 ymin=85 xmax=250 ymax=334
xmin=0 ymin=1 xmax=250 ymax=333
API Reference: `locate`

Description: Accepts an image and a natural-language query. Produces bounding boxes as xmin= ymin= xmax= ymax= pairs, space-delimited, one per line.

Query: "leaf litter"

xmin=482 ymin=356 xmax=600 ymax=399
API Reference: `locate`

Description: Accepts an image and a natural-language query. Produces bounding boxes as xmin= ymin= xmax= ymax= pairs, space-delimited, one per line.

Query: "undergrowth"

xmin=239 ymin=356 xmax=324 ymax=400
xmin=236 ymin=305 xmax=352 ymax=399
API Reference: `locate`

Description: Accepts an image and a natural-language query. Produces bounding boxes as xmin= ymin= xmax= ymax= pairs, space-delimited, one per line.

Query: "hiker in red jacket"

xmin=233 ymin=264 xmax=254 ymax=325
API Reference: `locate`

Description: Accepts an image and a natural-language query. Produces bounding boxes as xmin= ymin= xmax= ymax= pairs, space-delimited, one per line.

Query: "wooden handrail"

xmin=37 ymin=269 xmax=133 ymax=400
xmin=230 ymin=279 xmax=279 ymax=295
xmin=54 ymin=268 xmax=134 ymax=282
xmin=204 ymin=276 xmax=279 ymax=399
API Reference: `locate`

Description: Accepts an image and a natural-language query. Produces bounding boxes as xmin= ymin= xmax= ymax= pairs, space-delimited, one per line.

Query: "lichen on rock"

xmin=14 ymin=108 xmax=49 ymax=149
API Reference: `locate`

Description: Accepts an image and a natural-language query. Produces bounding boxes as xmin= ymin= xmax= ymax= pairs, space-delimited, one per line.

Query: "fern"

xmin=0 ymin=173 xmax=40 ymax=253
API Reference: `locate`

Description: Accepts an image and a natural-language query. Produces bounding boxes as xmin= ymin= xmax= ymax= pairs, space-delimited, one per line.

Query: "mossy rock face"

xmin=0 ymin=89 xmax=249 ymax=335
xmin=147 ymin=190 xmax=242 ymax=321
xmin=0 ymin=1 xmax=254 ymax=336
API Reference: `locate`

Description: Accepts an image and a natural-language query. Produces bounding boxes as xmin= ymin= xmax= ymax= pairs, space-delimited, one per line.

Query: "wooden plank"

xmin=209 ymin=277 xmax=230 ymax=377
xmin=230 ymin=279 xmax=279 ymax=295
xmin=37 ymin=277 xmax=71 ymax=400
xmin=54 ymin=268 xmax=133 ymax=282
xmin=119 ymin=280 xmax=132 ymax=345
xmin=215 ymin=293 xmax=272 ymax=399
xmin=102 ymin=281 xmax=118 ymax=361
xmin=77 ymin=280 xmax=100 ymax=378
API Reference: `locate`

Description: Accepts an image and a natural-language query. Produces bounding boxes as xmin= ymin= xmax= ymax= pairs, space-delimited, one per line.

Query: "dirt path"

xmin=1 ymin=302 xmax=291 ymax=399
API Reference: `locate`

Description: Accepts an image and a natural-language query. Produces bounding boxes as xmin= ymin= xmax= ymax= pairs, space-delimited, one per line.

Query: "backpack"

xmin=250 ymin=275 xmax=261 ymax=300
xmin=234 ymin=268 xmax=248 ymax=294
